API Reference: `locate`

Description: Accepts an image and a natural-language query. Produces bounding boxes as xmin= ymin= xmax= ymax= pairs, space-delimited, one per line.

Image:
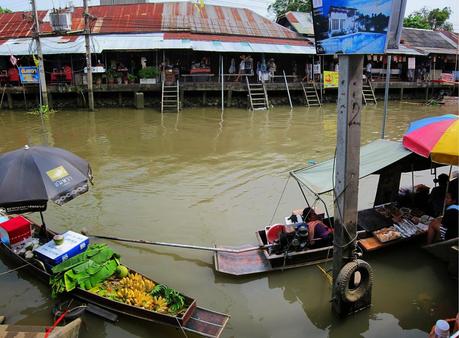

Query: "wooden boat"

xmin=215 ymin=140 xmax=441 ymax=277
xmin=0 ymin=221 xmax=229 ymax=338
xmin=0 ymin=317 xmax=81 ymax=338
xmin=423 ymin=237 xmax=458 ymax=278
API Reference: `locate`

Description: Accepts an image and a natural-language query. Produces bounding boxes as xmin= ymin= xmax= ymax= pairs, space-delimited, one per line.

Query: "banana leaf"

xmin=50 ymin=243 xmax=120 ymax=298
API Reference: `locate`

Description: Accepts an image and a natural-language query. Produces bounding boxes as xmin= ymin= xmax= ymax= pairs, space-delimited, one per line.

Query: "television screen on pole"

xmin=311 ymin=0 xmax=406 ymax=55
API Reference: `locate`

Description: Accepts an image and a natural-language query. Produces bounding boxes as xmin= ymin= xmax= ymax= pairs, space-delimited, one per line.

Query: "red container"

xmin=0 ymin=216 xmax=31 ymax=245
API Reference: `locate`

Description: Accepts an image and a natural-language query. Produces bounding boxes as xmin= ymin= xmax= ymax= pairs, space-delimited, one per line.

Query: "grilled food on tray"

xmin=373 ymin=226 xmax=401 ymax=243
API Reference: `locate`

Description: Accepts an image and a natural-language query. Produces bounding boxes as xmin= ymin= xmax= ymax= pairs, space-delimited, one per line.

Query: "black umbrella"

xmin=0 ymin=145 xmax=93 ymax=230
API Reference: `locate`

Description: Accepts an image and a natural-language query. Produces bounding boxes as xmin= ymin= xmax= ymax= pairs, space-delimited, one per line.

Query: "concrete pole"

xmin=84 ymin=0 xmax=94 ymax=111
xmin=31 ymin=0 xmax=48 ymax=107
xmin=331 ymin=55 xmax=370 ymax=317
xmin=381 ymin=55 xmax=392 ymax=139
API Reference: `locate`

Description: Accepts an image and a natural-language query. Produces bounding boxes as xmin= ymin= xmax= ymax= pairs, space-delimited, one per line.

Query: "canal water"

xmin=0 ymin=102 xmax=457 ymax=338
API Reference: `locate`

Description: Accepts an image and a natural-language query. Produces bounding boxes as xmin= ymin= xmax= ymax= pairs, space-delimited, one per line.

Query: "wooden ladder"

xmin=246 ymin=77 xmax=269 ymax=110
xmin=161 ymin=80 xmax=180 ymax=113
xmin=362 ymin=79 xmax=377 ymax=104
xmin=301 ymin=81 xmax=321 ymax=107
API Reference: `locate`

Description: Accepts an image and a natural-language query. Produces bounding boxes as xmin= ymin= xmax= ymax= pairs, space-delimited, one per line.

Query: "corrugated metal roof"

xmin=0 ymin=2 xmax=302 ymax=41
xmin=401 ymin=28 xmax=456 ymax=50
xmin=387 ymin=44 xmax=423 ymax=56
xmin=284 ymin=11 xmax=314 ymax=36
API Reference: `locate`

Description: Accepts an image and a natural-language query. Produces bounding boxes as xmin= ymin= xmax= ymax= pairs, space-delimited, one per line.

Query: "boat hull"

xmin=0 ymin=221 xmax=229 ymax=338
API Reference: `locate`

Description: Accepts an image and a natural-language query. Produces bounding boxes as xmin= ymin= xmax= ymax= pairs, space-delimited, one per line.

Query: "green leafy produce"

xmin=151 ymin=284 xmax=185 ymax=314
xmin=50 ymin=243 xmax=120 ymax=298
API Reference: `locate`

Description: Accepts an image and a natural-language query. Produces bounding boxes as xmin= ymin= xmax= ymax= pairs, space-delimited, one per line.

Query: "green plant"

xmin=127 ymin=73 xmax=137 ymax=81
xmin=138 ymin=67 xmax=159 ymax=79
xmin=27 ymin=104 xmax=56 ymax=119
xmin=106 ymin=68 xmax=118 ymax=79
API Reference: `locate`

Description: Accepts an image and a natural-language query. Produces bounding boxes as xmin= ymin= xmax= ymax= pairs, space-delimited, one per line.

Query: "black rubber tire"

xmin=336 ymin=259 xmax=373 ymax=303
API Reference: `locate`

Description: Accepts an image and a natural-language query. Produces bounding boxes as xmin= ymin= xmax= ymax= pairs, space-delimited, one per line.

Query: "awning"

xmin=290 ymin=139 xmax=412 ymax=195
xmin=387 ymin=45 xmax=423 ymax=56
xmin=0 ymin=33 xmax=316 ymax=55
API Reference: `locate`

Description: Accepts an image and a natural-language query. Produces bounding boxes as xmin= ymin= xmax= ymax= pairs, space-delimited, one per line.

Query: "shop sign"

xmin=323 ymin=71 xmax=339 ymax=88
xmin=408 ymin=57 xmax=416 ymax=70
xmin=18 ymin=66 xmax=39 ymax=84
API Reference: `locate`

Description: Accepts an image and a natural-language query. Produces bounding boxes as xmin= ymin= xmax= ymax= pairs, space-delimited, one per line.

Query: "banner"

xmin=408 ymin=57 xmax=415 ymax=70
xmin=323 ymin=71 xmax=339 ymax=88
xmin=311 ymin=0 xmax=407 ymax=54
xmin=18 ymin=66 xmax=39 ymax=84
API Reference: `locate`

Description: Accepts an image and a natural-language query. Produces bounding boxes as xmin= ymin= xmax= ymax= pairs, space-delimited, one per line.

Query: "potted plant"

xmin=127 ymin=73 xmax=137 ymax=84
xmin=139 ymin=67 xmax=159 ymax=84
xmin=106 ymin=68 xmax=116 ymax=85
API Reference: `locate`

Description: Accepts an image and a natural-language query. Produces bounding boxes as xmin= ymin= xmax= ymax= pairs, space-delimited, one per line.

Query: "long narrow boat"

xmin=0 ymin=220 xmax=229 ymax=338
xmin=215 ymin=140 xmax=444 ymax=276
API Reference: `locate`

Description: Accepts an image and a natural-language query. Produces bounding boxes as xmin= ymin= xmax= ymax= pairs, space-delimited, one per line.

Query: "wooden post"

xmin=31 ymin=0 xmax=48 ymax=107
xmin=381 ymin=55 xmax=391 ymax=139
xmin=331 ymin=55 xmax=371 ymax=317
xmin=227 ymin=89 xmax=232 ymax=107
xmin=83 ymin=0 xmax=94 ymax=111
xmin=400 ymin=87 xmax=404 ymax=100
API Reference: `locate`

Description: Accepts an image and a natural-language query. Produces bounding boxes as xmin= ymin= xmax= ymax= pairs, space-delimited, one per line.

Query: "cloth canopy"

xmin=290 ymin=139 xmax=412 ymax=195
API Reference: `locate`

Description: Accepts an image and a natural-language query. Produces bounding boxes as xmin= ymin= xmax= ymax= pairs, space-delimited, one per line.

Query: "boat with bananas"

xmin=0 ymin=217 xmax=229 ymax=338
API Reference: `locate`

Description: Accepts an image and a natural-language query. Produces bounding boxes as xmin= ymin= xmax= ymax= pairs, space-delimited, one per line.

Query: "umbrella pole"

xmin=441 ymin=165 xmax=453 ymax=216
xmin=39 ymin=211 xmax=48 ymax=238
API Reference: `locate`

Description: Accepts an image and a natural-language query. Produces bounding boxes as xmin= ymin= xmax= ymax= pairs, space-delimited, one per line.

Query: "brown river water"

xmin=0 ymin=101 xmax=457 ymax=338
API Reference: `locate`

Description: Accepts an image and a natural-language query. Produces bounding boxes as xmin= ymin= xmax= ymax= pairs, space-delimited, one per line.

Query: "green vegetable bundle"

xmin=50 ymin=243 xmax=120 ymax=298
xmin=151 ymin=284 xmax=186 ymax=314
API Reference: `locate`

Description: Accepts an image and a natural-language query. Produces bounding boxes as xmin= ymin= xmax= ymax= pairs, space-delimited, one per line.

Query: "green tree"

xmin=269 ymin=0 xmax=311 ymax=19
xmin=0 ymin=7 xmax=12 ymax=14
xmin=403 ymin=7 xmax=452 ymax=31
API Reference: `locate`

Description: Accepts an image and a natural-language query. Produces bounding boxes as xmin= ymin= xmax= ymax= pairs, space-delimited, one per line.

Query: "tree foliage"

xmin=269 ymin=0 xmax=311 ymax=19
xmin=403 ymin=7 xmax=452 ymax=31
xmin=0 ymin=7 xmax=12 ymax=14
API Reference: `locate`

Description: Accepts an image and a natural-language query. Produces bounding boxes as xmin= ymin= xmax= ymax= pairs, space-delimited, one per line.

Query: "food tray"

xmin=373 ymin=226 xmax=401 ymax=243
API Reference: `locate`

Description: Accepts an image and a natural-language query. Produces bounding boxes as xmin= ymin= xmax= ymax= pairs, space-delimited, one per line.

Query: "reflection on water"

xmin=0 ymin=102 xmax=457 ymax=338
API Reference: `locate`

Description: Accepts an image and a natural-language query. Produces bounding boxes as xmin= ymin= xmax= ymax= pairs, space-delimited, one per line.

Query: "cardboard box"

xmin=34 ymin=231 xmax=89 ymax=266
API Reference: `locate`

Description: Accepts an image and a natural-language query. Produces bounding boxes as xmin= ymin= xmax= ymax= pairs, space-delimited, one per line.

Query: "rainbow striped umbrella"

xmin=402 ymin=114 xmax=458 ymax=165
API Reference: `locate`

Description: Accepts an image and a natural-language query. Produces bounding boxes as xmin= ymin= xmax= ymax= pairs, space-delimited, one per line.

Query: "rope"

xmin=317 ymin=265 xmax=332 ymax=285
xmin=268 ymin=175 xmax=290 ymax=226
xmin=0 ymin=263 xmax=29 ymax=277
xmin=45 ymin=309 xmax=68 ymax=338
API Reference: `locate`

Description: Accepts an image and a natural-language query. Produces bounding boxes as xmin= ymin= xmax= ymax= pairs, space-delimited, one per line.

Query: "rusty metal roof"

xmin=283 ymin=11 xmax=314 ymax=36
xmin=0 ymin=2 xmax=303 ymax=42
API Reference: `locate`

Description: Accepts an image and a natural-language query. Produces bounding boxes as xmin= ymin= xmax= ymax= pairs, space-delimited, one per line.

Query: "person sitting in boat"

xmin=428 ymin=173 xmax=449 ymax=217
xmin=299 ymin=207 xmax=333 ymax=248
xmin=427 ymin=183 xmax=458 ymax=244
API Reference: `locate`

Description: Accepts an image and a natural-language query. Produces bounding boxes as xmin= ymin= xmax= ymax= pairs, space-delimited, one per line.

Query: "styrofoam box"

xmin=34 ymin=230 xmax=89 ymax=266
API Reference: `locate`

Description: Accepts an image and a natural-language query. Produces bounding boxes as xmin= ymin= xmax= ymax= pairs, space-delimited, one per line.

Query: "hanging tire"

xmin=336 ymin=259 xmax=373 ymax=303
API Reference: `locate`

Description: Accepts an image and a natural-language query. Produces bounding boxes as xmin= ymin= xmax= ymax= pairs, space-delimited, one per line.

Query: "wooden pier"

xmin=0 ymin=80 xmax=456 ymax=110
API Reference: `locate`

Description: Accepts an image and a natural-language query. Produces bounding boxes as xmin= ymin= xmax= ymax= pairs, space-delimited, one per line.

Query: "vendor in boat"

xmin=427 ymin=183 xmax=458 ymax=244
xmin=300 ymin=207 xmax=333 ymax=248
xmin=428 ymin=173 xmax=449 ymax=217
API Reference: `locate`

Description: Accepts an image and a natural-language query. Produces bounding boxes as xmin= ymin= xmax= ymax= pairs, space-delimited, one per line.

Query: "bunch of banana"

xmin=153 ymin=296 xmax=169 ymax=313
xmin=119 ymin=273 xmax=156 ymax=293
xmin=117 ymin=287 xmax=155 ymax=309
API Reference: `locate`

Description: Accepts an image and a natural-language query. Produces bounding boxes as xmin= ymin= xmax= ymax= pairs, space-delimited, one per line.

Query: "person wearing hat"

xmin=429 ymin=173 xmax=450 ymax=217
xmin=427 ymin=183 xmax=458 ymax=244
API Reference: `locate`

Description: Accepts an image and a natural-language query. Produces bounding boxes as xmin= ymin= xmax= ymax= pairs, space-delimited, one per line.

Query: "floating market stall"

xmin=0 ymin=145 xmax=229 ymax=337
xmin=214 ymin=139 xmax=446 ymax=276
